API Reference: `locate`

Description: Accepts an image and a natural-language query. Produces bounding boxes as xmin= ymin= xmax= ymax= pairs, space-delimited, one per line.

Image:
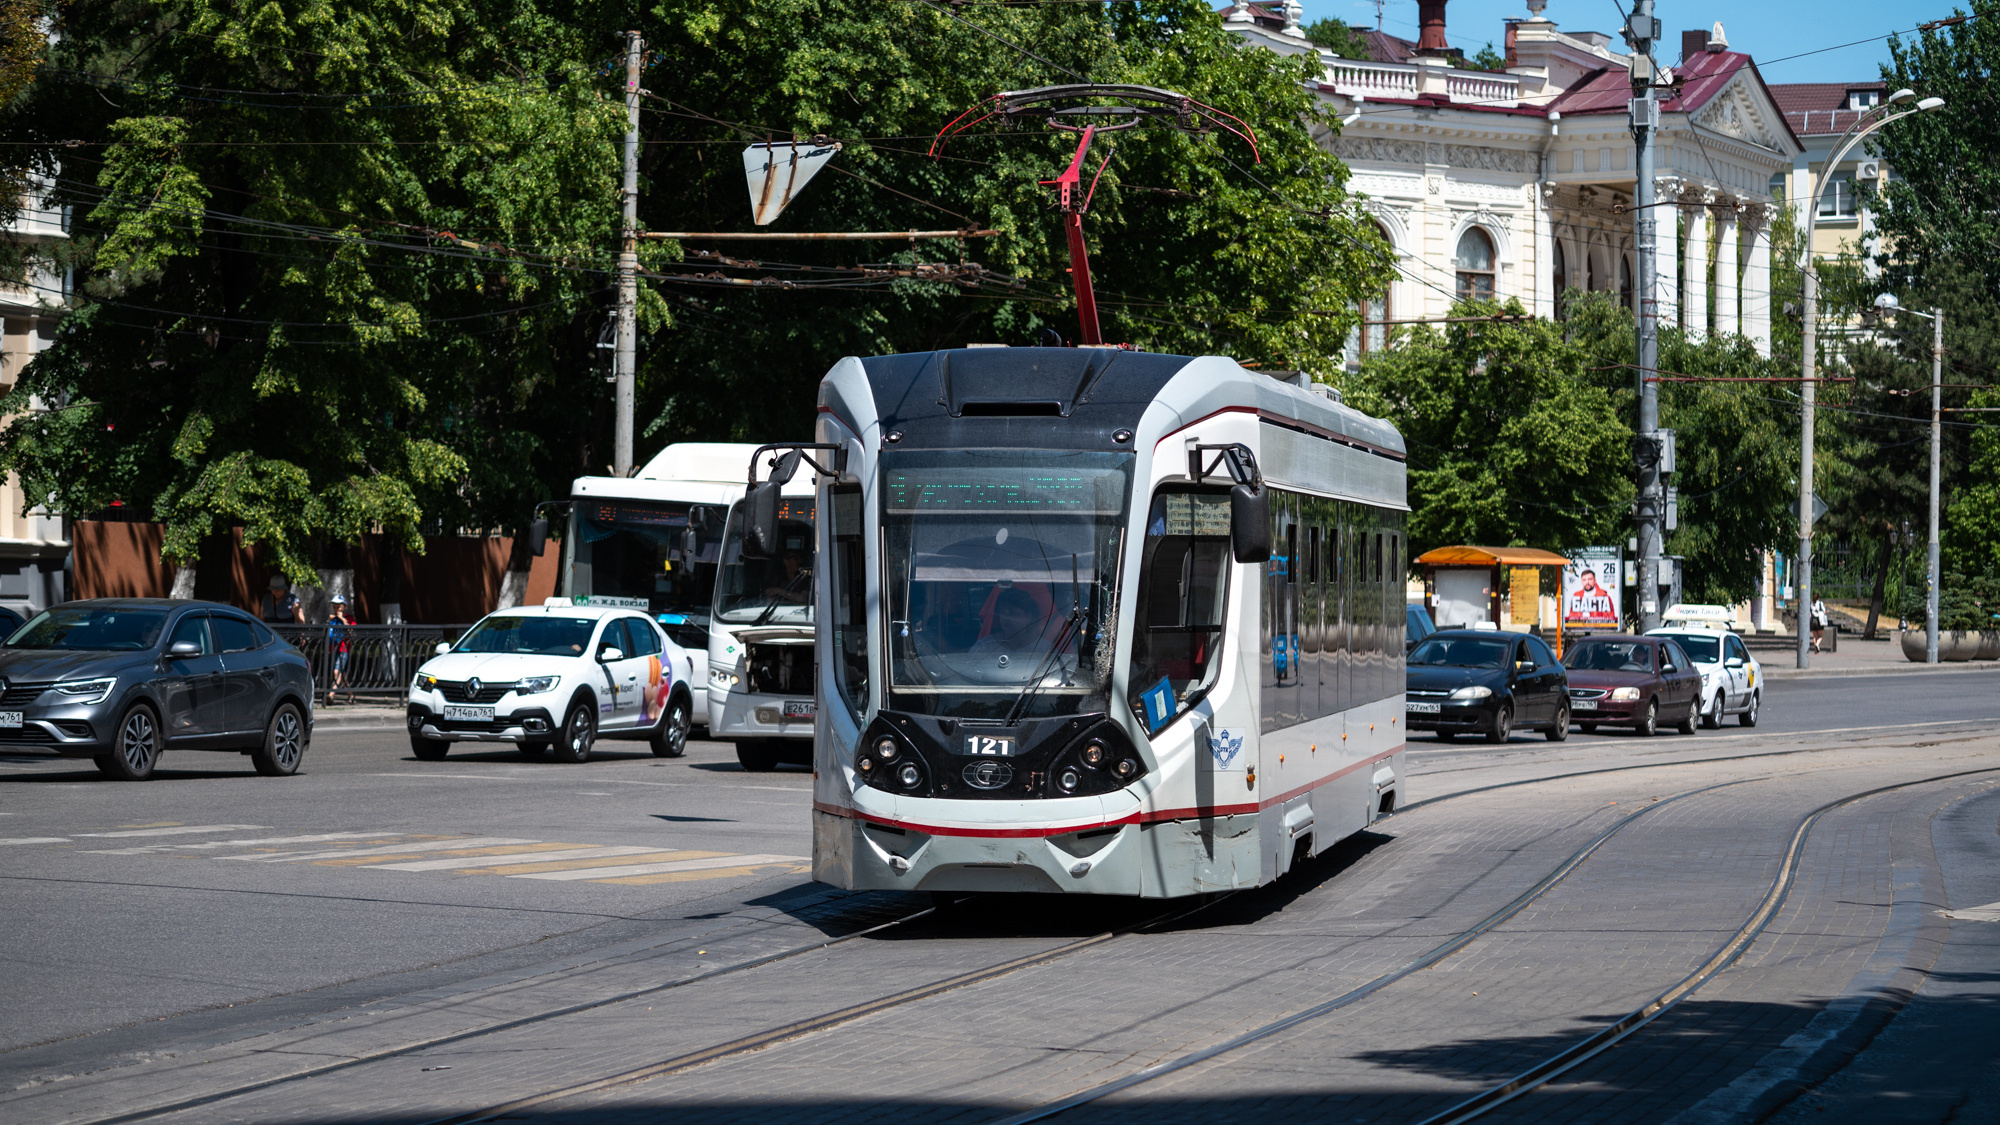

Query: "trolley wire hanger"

xmin=933 ymin=85 xmax=1260 ymax=347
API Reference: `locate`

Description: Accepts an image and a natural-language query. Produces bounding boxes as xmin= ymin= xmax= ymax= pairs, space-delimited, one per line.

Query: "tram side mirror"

xmin=526 ymin=518 xmax=549 ymax=558
xmin=743 ymin=480 xmax=782 ymax=560
xmin=1229 ymin=483 xmax=1272 ymax=563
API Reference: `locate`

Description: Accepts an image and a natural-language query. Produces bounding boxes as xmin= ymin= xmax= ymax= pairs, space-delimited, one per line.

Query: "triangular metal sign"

xmin=743 ymin=141 xmax=841 ymax=226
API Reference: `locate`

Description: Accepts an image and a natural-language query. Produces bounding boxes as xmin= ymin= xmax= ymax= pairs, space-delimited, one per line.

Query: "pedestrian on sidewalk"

xmin=1810 ymin=597 xmax=1829 ymax=653
xmin=261 ymin=576 xmax=305 ymax=624
xmin=327 ymin=595 xmax=357 ymax=705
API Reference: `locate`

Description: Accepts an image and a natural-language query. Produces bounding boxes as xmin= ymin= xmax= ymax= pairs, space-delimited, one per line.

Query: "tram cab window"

xmin=829 ymin=485 xmax=869 ymax=719
xmin=1129 ymin=491 xmax=1233 ymax=734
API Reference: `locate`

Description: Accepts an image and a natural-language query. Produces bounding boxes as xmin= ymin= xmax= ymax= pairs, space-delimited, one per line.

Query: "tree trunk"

xmin=169 ymin=564 xmax=197 ymax=600
xmin=494 ymin=521 xmax=534 ymax=611
xmin=1863 ymin=525 xmax=1892 ymax=639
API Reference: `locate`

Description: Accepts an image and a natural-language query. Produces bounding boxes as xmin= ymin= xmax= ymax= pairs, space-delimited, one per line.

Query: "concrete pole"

xmin=1928 ymin=307 xmax=1942 ymax=663
xmin=613 ymin=32 xmax=643 ymax=477
xmin=1631 ymin=0 xmax=1662 ymax=634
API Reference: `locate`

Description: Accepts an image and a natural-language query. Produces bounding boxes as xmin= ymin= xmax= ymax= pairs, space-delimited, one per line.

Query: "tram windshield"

xmin=883 ymin=450 xmax=1132 ymax=720
xmin=714 ymin=496 xmax=817 ymax=626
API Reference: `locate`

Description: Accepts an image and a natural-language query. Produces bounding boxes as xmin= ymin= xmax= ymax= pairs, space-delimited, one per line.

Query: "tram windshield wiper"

xmin=1002 ymin=604 xmax=1085 ymax=726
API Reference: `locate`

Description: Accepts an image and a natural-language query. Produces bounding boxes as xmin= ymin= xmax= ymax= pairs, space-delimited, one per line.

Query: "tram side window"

xmin=829 ymin=486 xmax=869 ymax=719
xmin=1129 ymin=491 xmax=1232 ymax=735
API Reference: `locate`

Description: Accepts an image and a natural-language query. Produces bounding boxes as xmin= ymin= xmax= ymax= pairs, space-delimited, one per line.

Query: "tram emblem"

xmin=963 ymin=760 xmax=1014 ymax=790
xmin=1209 ymin=729 xmax=1243 ymax=768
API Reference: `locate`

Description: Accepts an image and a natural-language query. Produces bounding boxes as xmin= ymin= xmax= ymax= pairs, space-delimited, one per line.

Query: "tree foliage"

xmin=1301 ymin=17 xmax=1370 ymax=59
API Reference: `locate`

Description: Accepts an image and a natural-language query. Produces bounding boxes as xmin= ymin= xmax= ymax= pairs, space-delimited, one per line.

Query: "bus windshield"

xmin=572 ymin=499 xmax=722 ymax=625
xmin=714 ymin=496 xmax=817 ymax=626
xmin=882 ymin=450 xmax=1133 ymax=720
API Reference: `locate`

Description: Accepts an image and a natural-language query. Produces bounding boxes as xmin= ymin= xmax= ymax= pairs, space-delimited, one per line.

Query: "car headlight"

xmin=516 ymin=675 xmax=559 ymax=695
xmin=414 ymin=673 xmax=440 ymax=692
xmin=54 ymin=677 xmax=116 ymax=705
xmin=1449 ymin=685 xmax=1493 ymax=701
xmin=1609 ymin=686 xmax=1643 ymax=701
xmin=710 ymin=669 xmax=740 ymax=688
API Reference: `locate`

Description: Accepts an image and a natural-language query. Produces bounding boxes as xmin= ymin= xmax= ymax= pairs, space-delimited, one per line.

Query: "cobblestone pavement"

xmin=6 ymin=717 xmax=1997 ymax=1125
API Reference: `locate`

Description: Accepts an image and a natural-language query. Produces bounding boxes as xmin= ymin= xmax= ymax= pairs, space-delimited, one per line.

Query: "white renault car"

xmin=407 ymin=604 xmax=693 ymax=763
xmin=1648 ymin=605 xmax=1761 ymax=729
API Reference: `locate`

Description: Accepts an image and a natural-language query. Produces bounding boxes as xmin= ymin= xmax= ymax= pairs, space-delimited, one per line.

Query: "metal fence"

xmin=274 ymin=623 xmax=472 ymax=702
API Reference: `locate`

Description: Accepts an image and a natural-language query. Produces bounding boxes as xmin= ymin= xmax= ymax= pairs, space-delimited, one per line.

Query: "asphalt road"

xmin=1 ymin=667 xmax=1996 ymax=1122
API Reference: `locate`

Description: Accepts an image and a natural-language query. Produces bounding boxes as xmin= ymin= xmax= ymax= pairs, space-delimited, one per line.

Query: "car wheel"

xmin=252 ymin=702 xmax=307 ymax=776
xmin=1739 ymin=691 xmax=1760 ymax=728
xmin=1579 ymin=723 xmax=1598 ymax=734
xmin=410 ymin=733 xmax=448 ymax=761
xmin=651 ymin=693 xmax=691 ymax=759
xmin=1701 ymin=692 xmax=1723 ymax=730
xmin=1546 ymin=702 xmax=1570 ymax=742
xmin=555 ymin=700 xmax=596 ymax=764
xmin=1485 ymin=703 xmax=1513 ymax=744
xmin=518 ymin=741 xmax=550 ymax=758
xmin=1676 ymin=697 xmax=1698 ymax=735
xmin=97 ymin=704 xmax=161 ymax=781
xmin=1635 ymin=698 xmax=1659 ymax=737
xmin=736 ymin=739 xmax=780 ymax=772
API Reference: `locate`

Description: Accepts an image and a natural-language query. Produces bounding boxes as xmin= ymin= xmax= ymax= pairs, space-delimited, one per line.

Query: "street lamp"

xmin=1873 ymin=291 xmax=1943 ymax=663
xmin=1795 ymin=89 xmax=1945 ymax=669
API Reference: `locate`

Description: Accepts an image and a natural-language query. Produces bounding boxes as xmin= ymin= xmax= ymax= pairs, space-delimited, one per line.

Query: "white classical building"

xmin=1224 ymin=2 xmax=1801 ymax=366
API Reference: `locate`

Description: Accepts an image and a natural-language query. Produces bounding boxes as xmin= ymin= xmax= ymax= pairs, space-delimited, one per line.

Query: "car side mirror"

xmin=167 ymin=640 xmax=200 ymax=658
xmin=435 ymin=642 xmax=452 ymax=656
xmin=1726 ymin=656 xmax=1744 ymax=668
xmin=1229 ymin=482 xmax=1271 ymax=563
xmin=599 ymin=646 xmax=625 ymax=663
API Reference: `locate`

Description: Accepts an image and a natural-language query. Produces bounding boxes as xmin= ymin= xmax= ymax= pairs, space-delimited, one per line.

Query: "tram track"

xmin=44 ymin=728 xmax=1988 ymax=1125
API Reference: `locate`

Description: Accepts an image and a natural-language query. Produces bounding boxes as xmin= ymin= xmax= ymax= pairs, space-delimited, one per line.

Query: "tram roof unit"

xmin=569 ymin=441 xmax=767 ymax=506
xmin=818 ymin=347 xmax=1406 ymax=465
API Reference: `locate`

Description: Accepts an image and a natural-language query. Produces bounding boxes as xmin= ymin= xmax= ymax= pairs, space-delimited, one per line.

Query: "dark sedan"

xmin=0 ymin=599 xmax=315 ymax=780
xmin=1561 ymin=634 xmax=1702 ymax=736
xmin=1405 ymin=629 xmax=1571 ymax=742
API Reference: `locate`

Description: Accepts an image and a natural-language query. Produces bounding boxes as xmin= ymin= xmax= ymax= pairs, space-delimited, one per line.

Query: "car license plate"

xmin=0 ymin=711 xmax=20 ymax=728
xmin=1406 ymin=701 xmax=1442 ymax=714
xmin=781 ymin=699 xmax=815 ymax=719
xmin=1572 ymin=699 xmax=1599 ymax=711
xmin=443 ymin=705 xmax=495 ymax=722
xmin=963 ymin=733 xmax=1017 ymax=757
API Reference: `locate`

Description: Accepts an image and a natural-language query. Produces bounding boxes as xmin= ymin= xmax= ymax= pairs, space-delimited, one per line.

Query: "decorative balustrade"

xmin=1446 ymin=72 xmax=1519 ymax=107
xmin=1319 ymin=57 xmax=1520 ymax=109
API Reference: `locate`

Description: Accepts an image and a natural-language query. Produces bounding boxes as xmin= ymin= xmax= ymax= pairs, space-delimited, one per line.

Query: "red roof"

xmin=1546 ymin=48 xmax=1801 ymax=148
xmin=1769 ymin=81 xmax=1888 ymax=137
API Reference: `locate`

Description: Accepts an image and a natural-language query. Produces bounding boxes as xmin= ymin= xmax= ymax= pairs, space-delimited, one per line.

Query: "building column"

xmin=1682 ymin=191 xmax=1711 ymax=342
xmin=1652 ymin=178 xmax=1681 ymax=330
xmin=1536 ymin=183 xmax=1558 ymax=320
xmin=1743 ymin=205 xmax=1772 ymax=357
xmin=1715 ymin=199 xmax=1740 ymax=338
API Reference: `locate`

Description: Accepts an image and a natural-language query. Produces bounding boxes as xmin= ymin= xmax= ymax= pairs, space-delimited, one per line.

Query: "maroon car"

xmin=1561 ymin=634 xmax=1702 ymax=736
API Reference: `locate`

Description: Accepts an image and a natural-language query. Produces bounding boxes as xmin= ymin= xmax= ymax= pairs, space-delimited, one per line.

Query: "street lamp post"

xmin=1795 ymin=90 xmax=1945 ymax=669
xmin=1873 ymin=292 xmax=1943 ymax=663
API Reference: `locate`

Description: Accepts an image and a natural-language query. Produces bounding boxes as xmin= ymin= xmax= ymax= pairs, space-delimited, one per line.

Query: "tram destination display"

xmin=884 ymin=466 xmax=1125 ymax=515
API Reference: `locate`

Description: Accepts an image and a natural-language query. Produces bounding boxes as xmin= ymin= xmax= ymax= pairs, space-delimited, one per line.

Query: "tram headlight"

xmin=1113 ymin=758 xmax=1137 ymax=780
xmin=1449 ymin=685 xmax=1493 ymax=701
xmin=1080 ymin=740 xmax=1107 ymax=767
xmin=858 ymin=757 xmax=875 ymax=774
xmin=896 ymin=763 xmax=922 ymax=788
xmin=875 ymin=737 xmax=900 ymax=762
xmin=1609 ymin=686 xmax=1643 ymax=702
xmin=1056 ymin=767 xmax=1081 ymax=793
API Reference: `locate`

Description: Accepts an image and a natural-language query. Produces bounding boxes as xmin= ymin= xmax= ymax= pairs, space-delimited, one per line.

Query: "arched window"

xmin=1619 ymin=254 xmax=1634 ymax=311
xmin=1455 ymin=227 xmax=1496 ymax=301
xmin=1360 ymin=222 xmax=1392 ymax=356
xmin=1552 ymin=240 xmax=1568 ymax=318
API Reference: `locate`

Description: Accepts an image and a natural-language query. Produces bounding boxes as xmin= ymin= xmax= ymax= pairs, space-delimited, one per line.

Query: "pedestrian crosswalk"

xmin=22 ymin=825 xmax=809 ymax=887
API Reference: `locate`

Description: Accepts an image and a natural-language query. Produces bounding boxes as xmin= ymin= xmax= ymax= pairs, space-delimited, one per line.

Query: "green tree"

xmin=1301 ymin=17 xmax=1371 ymax=58
xmin=1342 ymin=298 xmax=1633 ymax=561
xmin=1468 ymin=42 xmax=1507 ymax=72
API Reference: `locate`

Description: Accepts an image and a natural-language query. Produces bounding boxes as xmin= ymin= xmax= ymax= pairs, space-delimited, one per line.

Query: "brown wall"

xmin=71 ymin=522 xmax=563 ymax=624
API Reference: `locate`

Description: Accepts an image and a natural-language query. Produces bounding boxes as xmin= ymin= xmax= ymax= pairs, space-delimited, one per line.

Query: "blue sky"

xmin=1300 ymin=1 xmax=1967 ymax=84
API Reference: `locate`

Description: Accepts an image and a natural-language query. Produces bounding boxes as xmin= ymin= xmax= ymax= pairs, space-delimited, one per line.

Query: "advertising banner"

xmin=1564 ymin=549 xmax=1621 ymax=627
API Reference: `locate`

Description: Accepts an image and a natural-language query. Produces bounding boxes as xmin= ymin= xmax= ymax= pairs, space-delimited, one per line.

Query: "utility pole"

xmin=1928 ymin=305 xmax=1942 ymax=663
xmin=1627 ymin=0 xmax=1664 ymax=633
xmin=614 ymin=31 xmax=643 ymax=477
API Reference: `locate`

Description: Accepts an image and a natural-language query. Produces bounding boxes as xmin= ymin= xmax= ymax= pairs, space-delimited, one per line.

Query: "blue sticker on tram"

xmin=1140 ymin=677 xmax=1176 ymax=732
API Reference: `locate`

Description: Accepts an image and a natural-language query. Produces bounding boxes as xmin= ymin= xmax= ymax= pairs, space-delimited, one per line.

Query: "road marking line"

xmin=511 ymin=853 xmax=809 ymax=881
xmin=225 ymin=837 xmax=535 ymax=862
xmin=75 ymin=824 xmax=270 ymax=838
xmin=364 ymin=773 xmax=535 ymax=782
xmin=590 ymin=862 xmax=811 ymax=885
xmin=0 ymin=837 xmax=69 ymax=845
xmin=314 ymin=843 xmax=592 ymax=866
xmin=461 ymin=850 xmax=730 ymax=876
xmin=370 ymin=846 xmax=665 ymax=872
xmin=150 ymin=832 xmax=405 ymax=851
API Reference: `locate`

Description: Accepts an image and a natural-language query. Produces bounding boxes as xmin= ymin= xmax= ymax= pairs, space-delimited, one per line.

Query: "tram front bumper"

xmin=812 ymin=808 xmax=1264 ymax=898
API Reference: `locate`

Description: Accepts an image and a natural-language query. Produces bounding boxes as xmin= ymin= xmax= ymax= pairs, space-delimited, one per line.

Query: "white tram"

xmin=745 ymin=347 xmax=1409 ymax=897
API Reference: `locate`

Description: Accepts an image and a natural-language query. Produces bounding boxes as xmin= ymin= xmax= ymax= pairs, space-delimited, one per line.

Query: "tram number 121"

xmin=963 ymin=734 xmax=1017 ymax=757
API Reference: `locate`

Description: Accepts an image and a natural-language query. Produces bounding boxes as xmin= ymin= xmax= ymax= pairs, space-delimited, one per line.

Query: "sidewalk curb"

xmin=1760 ymin=662 xmax=2000 ymax=681
xmin=309 ymin=709 xmax=408 ymax=731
